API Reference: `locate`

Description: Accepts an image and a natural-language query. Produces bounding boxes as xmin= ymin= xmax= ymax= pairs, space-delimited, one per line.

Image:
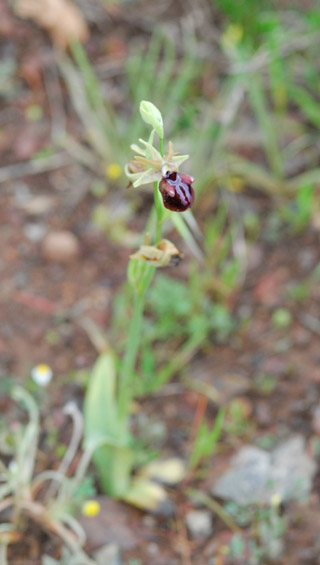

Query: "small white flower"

xmin=31 ymin=364 xmax=53 ymax=386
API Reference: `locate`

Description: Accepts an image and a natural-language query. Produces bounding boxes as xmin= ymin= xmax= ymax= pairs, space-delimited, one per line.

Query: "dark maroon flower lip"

xmin=159 ymin=171 xmax=195 ymax=212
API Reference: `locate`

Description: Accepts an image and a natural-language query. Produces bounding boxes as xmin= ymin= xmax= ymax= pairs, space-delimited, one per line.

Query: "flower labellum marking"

xmin=159 ymin=171 xmax=195 ymax=212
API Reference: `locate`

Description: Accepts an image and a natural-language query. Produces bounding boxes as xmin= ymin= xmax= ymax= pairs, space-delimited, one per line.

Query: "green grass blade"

xmin=247 ymin=73 xmax=284 ymax=179
xmin=83 ymin=353 xmax=133 ymax=496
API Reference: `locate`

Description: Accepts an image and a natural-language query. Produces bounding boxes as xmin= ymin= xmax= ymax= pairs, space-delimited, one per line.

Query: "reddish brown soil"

xmin=2 ymin=2 xmax=320 ymax=564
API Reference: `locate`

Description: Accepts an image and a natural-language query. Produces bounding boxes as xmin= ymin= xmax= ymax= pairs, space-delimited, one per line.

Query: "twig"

xmin=59 ymin=134 xmax=100 ymax=172
xmin=0 ymin=153 xmax=71 ymax=184
xmin=182 ymin=376 xmax=222 ymax=404
xmin=22 ymin=500 xmax=95 ymax=564
xmin=0 ymin=498 xmax=13 ymax=515
xmin=298 ymin=313 xmax=320 ymax=336
xmin=190 ymin=394 xmax=208 ymax=445
xmin=80 ymin=317 xmax=110 ymax=353
xmin=43 ymin=57 xmax=66 ymax=143
xmin=187 ymin=488 xmax=241 ymax=533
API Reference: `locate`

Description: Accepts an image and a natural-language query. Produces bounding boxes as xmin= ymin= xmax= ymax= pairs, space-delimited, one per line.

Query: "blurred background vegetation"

xmin=1 ymin=0 xmax=320 ymax=563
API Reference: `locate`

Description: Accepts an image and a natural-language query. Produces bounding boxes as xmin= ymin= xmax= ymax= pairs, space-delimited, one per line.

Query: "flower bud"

xmin=139 ymin=101 xmax=164 ymax=140
xmin=159 ymin=171 xmax=195 ymax=212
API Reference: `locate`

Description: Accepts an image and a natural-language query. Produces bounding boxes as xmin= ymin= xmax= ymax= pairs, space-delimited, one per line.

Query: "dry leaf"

xmin=123 ymin=477 xmax=175 ymax=517
xmin=14 ymin=0 xmax=89 ymax=49
xmin=139 ymin=458 xmax=186 ymax=486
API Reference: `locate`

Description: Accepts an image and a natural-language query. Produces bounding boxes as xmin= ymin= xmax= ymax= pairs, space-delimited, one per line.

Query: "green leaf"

xmin=289 ymin=85 xmax=320 ymax=129
xmin=92 ymin=443 xmax=134 ymax=497
xmin=84 ymin=353 xmax=121 ymax=446
xmin=189 ymin=406 xmax=225 ymax=469
xmin=83 ymin=353 xmax=134 ymax=496
xmin=171 ymin=213 xmax=203 ymax=260
xmin=12 ymin=386 xmax=39 ymax=486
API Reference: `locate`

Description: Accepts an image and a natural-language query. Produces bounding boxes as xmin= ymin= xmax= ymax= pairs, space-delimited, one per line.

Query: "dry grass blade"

xmin=186 ymin=488 xmax=241 ymax=533
xmin=0 ymin=153 xmax=71 ymax=184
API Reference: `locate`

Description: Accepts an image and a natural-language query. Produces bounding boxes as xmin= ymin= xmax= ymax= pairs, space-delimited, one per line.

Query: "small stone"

xmin=185 ymin=509 xmax=213 ymax=539
xmin=292 ymin=327 xmax=310 ymax=347
xmin=141 ymin=515 xmax=157 ymax=528
xmin=24 ymin=223 xmax=47 ymax=242
xmin=212 ymin=435 xmax=316 ymax=505
xmin=297 ymin=248 xmax=316 ymax=271
xmin=147 ymin=543 xmax=159 ymax=555
xmin=22 ymin=195 xmax=54 ymax=216
xmin=13 ymin=182 xmax=31 ymax=206
xmin=42 ymin=231 xmax=80 ymax=263
xmin=13 ymin=272 xmax=29 ymax=288
xmin=93 ymin=543 xmax=122 ymax=565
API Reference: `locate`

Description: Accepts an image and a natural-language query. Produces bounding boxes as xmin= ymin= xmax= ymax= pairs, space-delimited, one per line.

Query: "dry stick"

xmin=175 ymin=515 xmax=193 ymax=565
xmin=43 ymin=57 xmax=67 ymax=143
xmin=190 ymin=394 xmax=208 ymax=445
xmin=60 ymin=134 xmax=99 ymax=172
xmin=22 ymin=500 xmax=95 ymax=564
xmin=298 ymin=313 xmax=320 ymax=337
xmin=0 ymin=153 xmax=71 ymax=184
xmin=187 ymin=488 xmax=241 ymax=533
xmin=0 ymin=498 xmax=14 ymax=515
xmin=182 ymin=376 xmax=222 ymax=405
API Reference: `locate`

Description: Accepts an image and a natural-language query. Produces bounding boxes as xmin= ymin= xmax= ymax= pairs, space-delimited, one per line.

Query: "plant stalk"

xmin=154 ymin=136 xmax=165 ymax=243
xmin=118 ymin=291 xmax=145 ymax=420
xmin=119 ymin=136 xmax=165 ymax=418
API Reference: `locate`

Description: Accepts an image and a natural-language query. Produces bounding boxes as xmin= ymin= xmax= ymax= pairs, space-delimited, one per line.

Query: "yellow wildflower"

xmin=106 ymin=163 xmax=122 ymax=180
xmin=221 ymin=24 xmax=243 ymax=49
xmin=81 ymin=500 xmax=101 ymax=517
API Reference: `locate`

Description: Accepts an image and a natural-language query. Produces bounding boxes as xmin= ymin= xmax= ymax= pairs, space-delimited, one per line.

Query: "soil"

xmin=1 ymin=1 xmax=320 ymax=564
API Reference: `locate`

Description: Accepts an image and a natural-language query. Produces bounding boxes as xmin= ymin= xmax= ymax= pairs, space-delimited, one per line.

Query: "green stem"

xmin=159 ymin=136 xmax=164 ymax=157
xmin=154 ymin=136 xmax=165 ymax=243
xmin=118 ymin=291 xmax=145 ymax=420
xmin=153 ymin=331 xmax=206 ymax=391
xmin=154 ymin=182 xmax=163 ymax=243
xmin=119 ymin=137 xmax=165 ymax=419
xmin=0 ymin=544 xmax=8 ymax=565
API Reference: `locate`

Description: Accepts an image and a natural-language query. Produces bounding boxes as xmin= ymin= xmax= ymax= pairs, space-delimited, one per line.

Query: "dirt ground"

xmin=1 ymin=1 xmax=320 ymax=564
